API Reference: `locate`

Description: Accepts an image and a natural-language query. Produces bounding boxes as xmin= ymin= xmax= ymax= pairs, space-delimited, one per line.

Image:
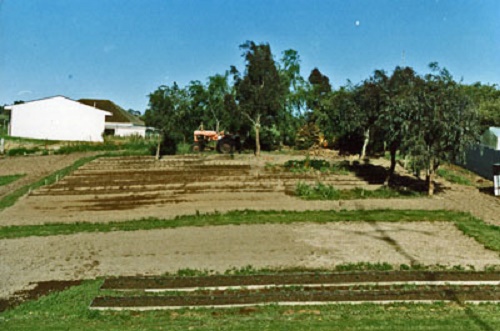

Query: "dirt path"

xmin=1 ymin=221 xmax=498 ymax=299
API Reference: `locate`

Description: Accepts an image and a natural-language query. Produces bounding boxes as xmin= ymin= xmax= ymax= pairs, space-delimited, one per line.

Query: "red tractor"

xmin=193 ymin=130 xmax=241 ymax=154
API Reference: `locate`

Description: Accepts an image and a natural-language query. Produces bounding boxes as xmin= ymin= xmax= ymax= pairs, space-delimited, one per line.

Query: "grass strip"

xmin=455 ymin=219 xmax=500 ymax=253
xmin=2 ymin=209 xmax=498 ymax=256
xmin=1 ymin=279 xmax=500 ymax=330
xmin=0 ymin=174 xmax=25 ymax=187
xmin=0 ymin=209 xmax=483 ymax=238
xmin=0 ymin=155 xmax=99 ymax=211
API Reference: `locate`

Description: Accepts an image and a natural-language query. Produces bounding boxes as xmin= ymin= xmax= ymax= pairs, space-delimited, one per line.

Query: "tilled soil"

xmin=1 ymin=222 xmax=499 ymax=300
xmin=0 ymin=153 xmax=98 ymax=200
xmin=92 ymin=286 xmax=500 ymax=308
xmin=1 ymin=154 xmax=500 ymax=307
xmin=102 ymin=271 xmax=500 ymax=289
xmin=1 ymin=154 xmax=499 ymax=226
xmin=94 ymin=272 xmax=500 ymax=309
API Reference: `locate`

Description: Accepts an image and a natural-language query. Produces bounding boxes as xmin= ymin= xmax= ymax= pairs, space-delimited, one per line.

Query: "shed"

xmin=5 ymin=96 xmax=111 ymax=142
xmin=78 ymin=99 xmax=147 ymax=137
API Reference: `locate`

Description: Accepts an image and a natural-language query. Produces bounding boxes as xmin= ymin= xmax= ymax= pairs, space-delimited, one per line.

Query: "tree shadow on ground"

xmin=346 ymin=161 xmax=445 ymax=195
xmin=478 ymin=185 xmax=496 ymax=197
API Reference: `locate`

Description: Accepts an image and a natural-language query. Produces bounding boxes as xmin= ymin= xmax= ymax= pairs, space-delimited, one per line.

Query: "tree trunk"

xmin=426 ymin=171 xmax=435 ymax=196
xmin=384 ymin=146 xmax=397 ymax=187
xmin=155 ymin=133 xmax=162 ymax=160
xmin=360 ymin=128 xmax=370 ymax=160
xmin=426 ymin=159 xmax=435 ymax=196
xmin=255 ymin=124 xmax=261 ymax=157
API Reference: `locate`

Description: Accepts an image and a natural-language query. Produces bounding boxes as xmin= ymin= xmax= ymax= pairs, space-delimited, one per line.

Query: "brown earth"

xmin=96 ymin=270 xmax=500 ymax=309
xmin=1 ymin=153 xmax=500 ymax=305
xmin=1 ymin=154 xmax=499 ymax=226
xmin=0 ymin=152 xmax=98 ymax=200
xmin=92 ymin=285 xmax=500 ymax=308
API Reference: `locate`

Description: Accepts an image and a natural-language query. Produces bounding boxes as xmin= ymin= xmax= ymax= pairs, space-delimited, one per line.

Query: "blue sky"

xmin=1 ymin=0 xmax=498 ymax=112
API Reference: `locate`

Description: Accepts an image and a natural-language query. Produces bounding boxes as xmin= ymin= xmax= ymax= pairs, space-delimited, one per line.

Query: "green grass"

xmin=0 ymin=174 xmax=25 ymax=187
xmin=1 ymin=279 xmax=499 ymax=330
xmin=0 ymin=209 xmax=464 ymax=239
xmin=0 ymin=134 xmax=156 ymax=156
xmin=54 ymin=139 xmax=155 ymax=155
xmin=284 ymin=158 xmax=351 ymax=174
xmin=0 ymin=209 xmax=496 ymax=244
xmin=296 ymin=182 xmax=422 ymax=200
xmin=437 ymin=167 xmax=474 ymax=186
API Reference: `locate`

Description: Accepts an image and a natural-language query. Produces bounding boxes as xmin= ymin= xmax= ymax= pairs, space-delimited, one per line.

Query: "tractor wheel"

xmin=192 ymin=141 xmax=205 ymax=152
xmin=216 ymin=137 xmax=234 ymax=154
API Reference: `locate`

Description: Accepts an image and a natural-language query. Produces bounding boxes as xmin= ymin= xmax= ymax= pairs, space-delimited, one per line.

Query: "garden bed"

xmin=93 ymin=272 xmax=500 ymax=309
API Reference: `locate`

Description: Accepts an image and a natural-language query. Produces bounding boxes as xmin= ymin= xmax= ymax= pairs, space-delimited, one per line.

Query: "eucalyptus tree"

xmin=354 ymin=70 xmax=388 ymax=159
xmin=206 ymin=73 xmax=233 ymax=133
xmin=144 ymin=82 xmax=184 ymax=134
xmin=461 ymin=82 xmax=500 ymax=131
xmin=376 ymin=66 xmax=422 ymax=185
xmin=404 ymin=63 xmax=480 ymax=195
xmin=307 ymin=68 xmax=332 ymax=120
xmin=234 ymin=41 xmax=284 ymax=156
xmin=278 ymin=49 xmax=309 ymax=146
xmin=144 ymin=82 xmax=189 ymax=157
xmin=319 ymin=83 xmax=363 ymax=153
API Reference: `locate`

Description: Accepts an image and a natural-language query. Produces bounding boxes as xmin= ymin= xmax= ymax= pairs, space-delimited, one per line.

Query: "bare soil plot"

xmin=0 ymin=155 xmax=379 ymax=225
xmin=0 ymin=153 xmax=97 ymax=200
xmin=1 ymin=154 xmax=499 ymax=226
xmin=1 ymin=222 xmax=499 ymax=300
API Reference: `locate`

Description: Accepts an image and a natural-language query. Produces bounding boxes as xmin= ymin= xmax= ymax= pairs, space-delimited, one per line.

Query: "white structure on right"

xmin=481 ymin=127 xmax=500 ymax=150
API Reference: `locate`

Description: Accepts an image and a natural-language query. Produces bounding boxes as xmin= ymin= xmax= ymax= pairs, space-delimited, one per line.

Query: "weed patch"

xmin=295 ymin=182 xmax=422 ymax=200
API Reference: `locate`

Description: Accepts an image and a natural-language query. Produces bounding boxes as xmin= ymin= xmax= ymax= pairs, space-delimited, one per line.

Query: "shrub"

xmin=7 ymin=147 xmax=40 ymax=156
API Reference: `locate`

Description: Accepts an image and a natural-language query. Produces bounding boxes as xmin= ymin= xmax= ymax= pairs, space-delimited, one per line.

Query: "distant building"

xmin=78 ymin=99 xmax=148 ymax=137
xmin=5 ymin=96 xmax=111 ymax=142
xmin=480 ymin=127 xmax=500 ymax=151
xmin=462 ymin=127 xmax=500 ymax=178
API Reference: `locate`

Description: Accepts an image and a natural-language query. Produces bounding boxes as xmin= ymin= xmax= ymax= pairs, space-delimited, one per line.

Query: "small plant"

xmin=335 ymin=262 xmax=394 ymax=272
xmin=7 ymin=147 xmax=40 ymax=156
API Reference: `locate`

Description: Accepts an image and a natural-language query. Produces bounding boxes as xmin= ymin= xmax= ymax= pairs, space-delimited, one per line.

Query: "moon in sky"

xmin=355 ymin=20 xmax=360 ymax=26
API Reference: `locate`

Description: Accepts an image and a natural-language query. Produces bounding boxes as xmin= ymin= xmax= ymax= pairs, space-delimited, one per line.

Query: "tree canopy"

xmin=143 ymin=41 xmax=488 ymax=195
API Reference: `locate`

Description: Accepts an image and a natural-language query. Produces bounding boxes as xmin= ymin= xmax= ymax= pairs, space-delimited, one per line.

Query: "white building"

xmin=78 ymin=99 xmax=147 ymax=137
xmin=481 ymin=127 xmax=500 ymax=150
xmin=6 ymin=96 xmax=111 ymax=142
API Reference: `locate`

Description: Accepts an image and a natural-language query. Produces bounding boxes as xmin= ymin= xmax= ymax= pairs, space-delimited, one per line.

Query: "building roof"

xmin=5 ymin=96 xmax=111 ymax=116
xmin=78 ymin=99 xmax=144 ymax=126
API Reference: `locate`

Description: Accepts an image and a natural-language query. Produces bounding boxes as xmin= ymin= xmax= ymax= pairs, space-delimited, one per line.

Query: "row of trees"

xmin=144 ymin=41 xmax=500 ymax=195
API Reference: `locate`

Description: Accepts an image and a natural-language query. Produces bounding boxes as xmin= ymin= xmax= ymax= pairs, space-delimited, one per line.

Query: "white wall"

xmin=107 ymin=123 xmax=146 ymax=137
xmin=7 ymin=96 xmax=110 ymax=142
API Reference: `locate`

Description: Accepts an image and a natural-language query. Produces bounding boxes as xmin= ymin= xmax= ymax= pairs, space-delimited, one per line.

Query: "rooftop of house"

xmin=78 ymin=99 xmax=144 ymax=126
